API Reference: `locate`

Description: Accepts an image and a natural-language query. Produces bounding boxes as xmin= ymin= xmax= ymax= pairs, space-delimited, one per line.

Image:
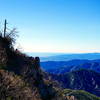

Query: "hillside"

xmin=51 ymin=69 xmax=100 ymax=97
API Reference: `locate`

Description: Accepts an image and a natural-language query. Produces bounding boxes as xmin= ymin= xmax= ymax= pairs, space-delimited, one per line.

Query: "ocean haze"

xmin=26 ymin=52 xmax=67 ymax=57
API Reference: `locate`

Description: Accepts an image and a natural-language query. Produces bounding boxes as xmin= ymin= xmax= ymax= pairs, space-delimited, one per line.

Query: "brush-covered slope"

xmin=0 ymin=70 xmax=38 ymax=100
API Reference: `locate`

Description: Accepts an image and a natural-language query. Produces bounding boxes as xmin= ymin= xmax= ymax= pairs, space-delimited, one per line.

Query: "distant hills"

xmin=40 ymin=53 xmax=100 ymax=61
xmin=41 ymin=59 xmax=100 ymax=74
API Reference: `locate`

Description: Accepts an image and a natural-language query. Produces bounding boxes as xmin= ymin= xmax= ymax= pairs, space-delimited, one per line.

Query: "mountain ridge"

xmin=40 ymin=53 xmax=100 ymax=61
xmin=41 ymin=59 xmax=100 ymax=74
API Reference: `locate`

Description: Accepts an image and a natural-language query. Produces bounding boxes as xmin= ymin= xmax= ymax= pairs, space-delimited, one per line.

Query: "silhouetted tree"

xmin=0 ymin=19 xmax=18 ymax=48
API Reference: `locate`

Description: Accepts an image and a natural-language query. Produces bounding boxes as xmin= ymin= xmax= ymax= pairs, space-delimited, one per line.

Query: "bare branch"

xmin=4 ymin=19 xmax=7 ymax=37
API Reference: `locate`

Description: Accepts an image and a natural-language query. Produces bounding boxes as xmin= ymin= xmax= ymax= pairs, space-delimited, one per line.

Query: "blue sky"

xmin=0 ymin=0 xmax=100 ymax=53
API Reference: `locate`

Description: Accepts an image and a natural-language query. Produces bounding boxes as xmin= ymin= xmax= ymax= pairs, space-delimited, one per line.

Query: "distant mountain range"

xmin=40 ymin=53 xmax=100 ymax=61
xmin=41 ymin=59 xmax=100 ymax=74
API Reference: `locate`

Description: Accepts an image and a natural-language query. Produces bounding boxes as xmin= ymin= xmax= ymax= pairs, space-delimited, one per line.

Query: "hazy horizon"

xmin=26 ymin=52 xmax=100 ymax=57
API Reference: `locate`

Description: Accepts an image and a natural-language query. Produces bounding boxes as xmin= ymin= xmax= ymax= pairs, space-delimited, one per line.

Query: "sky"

xmin=0 ymin=0 xmax=100 ymax=53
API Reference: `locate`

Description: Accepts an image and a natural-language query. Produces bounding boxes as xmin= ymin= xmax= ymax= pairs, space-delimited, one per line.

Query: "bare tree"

xmin=0 ymin=19 xmax=18 ymax=48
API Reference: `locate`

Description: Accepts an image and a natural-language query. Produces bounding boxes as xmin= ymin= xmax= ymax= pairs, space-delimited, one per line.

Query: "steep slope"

xmin=51 ymin=69 xmax=100 ymax=97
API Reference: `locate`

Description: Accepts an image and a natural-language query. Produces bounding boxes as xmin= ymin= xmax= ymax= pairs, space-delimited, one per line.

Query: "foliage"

xmin=62 ymin=89 xmax=100 ymax=100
